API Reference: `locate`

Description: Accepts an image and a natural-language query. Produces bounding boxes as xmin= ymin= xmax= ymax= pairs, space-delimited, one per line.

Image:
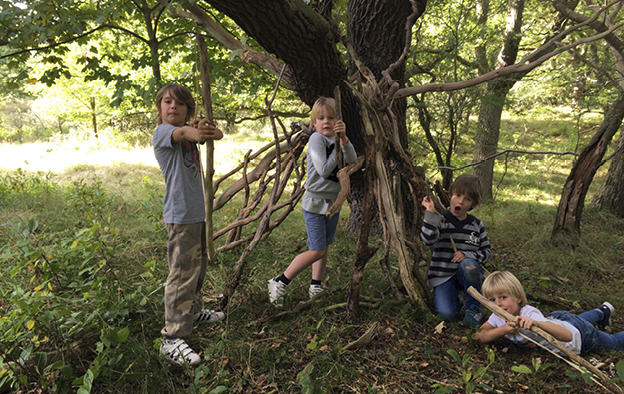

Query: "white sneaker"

xmin=160 ymin=338 xmax=201 ymax=366
xmin=309 ymin=284 xmax=324 ymax=299
xmin=194 ymin=309 xmax=225 ymax=324
xmin=267 ymin=278 xmax=287 ymax=306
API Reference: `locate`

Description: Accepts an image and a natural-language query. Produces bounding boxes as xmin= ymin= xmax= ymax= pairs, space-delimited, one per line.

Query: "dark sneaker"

xmin=194 ymin=309 xmax=225 ymax=324
xmin=598 ymin=302 xmax=615 ymax=331
xmin=160 ymin=338 xmax=201 ymax=366
xmin=461 ymin=307 xmax=482 ymax=328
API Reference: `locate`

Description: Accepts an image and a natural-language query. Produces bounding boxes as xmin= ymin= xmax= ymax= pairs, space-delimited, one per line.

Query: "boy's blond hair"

xmin=481 ymin=271 xmax=528 ymax=308
xmin=450 ymin=174 xmax=483 ymax=209
xmin=310 ymin=97 xmax=337 ymax=124
xmin=155 ymin=83 xmax=196 ymax=125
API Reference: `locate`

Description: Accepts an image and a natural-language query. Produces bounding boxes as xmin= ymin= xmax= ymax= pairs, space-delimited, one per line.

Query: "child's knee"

xmin=310 ymin=249 xmax=326 ymax=260
xmin=459 ymin=259 xmax=481 ymax=284
xmin=459 ymin=259 xmax=478 ymax=271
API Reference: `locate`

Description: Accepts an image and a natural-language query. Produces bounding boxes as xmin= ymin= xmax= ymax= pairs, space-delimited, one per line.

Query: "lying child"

xmin=475 ymin=271 xmax=622 ymax=355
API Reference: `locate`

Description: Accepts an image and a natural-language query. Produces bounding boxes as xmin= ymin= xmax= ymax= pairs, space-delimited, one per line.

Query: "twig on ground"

xmin=342 ymin=321 xmax=381 ymax=352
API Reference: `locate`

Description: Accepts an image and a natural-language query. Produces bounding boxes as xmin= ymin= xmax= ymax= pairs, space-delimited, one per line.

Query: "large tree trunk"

xmin=473 ymin=89 xmax=507 ymax=202
xmin=473 ymin=0 xmax=525 ymax=202
xmin=552 ymin=93 xmax=624 ymax=247
xmin=199 ymin=0 xmax=429 ymax=310
xmin=346 ymin=0 xmax=416 ymax=235
xmin=472 ymin=0 xmax=580 ymax=201
xmin=550 ymin=0 xmax=624 ymax=244
xmin=593 ymin=130 xmax=624 ymax=217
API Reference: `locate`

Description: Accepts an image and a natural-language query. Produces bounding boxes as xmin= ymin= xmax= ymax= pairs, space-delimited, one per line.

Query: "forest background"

xmin=2 ymin=0 xmax=624 ymax=393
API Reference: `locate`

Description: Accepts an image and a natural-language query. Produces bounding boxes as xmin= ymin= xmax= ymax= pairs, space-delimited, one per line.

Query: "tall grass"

xmin=1 ymin=115 xmax=623 ymax=393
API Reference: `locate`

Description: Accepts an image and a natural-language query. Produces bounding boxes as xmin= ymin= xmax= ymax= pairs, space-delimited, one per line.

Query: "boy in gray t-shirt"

xmin=153 ymin=83 xmax=224 ymax=366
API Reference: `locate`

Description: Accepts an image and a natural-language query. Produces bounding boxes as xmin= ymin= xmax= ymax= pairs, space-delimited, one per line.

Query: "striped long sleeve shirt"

xmin=421 ymin=210 xmax=491 ymax=288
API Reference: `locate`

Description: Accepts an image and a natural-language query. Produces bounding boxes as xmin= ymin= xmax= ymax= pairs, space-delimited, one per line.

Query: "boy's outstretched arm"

xmin=172 ymin=120 xmax=223 ymax=143
xmin=515 ymin=316 xmax=573 ymax=342
xmin=474 ymin=321 xmax=517 ymax=343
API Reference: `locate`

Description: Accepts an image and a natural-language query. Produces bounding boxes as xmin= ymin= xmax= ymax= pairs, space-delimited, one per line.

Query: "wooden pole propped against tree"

xmin=196 ymin=34 xmax=216 ymax=261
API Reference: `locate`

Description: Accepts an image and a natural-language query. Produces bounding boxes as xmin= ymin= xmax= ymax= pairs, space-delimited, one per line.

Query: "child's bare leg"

xmin=311 ymin=248 xmax=329 ymax=281
xmin=284 ymin=249 xmax=326 ymax=280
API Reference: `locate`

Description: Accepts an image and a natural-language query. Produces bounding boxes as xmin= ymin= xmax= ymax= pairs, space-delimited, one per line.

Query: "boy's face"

xmin=159 ymin=91 xmax=188 ymax=127
xmin=312 ymin=107 xmax=336 ymax=138
xmin=488 ymin=292 xmax=522 ymax=316
xmin=450 ymin=192 xmax=473 ymax=220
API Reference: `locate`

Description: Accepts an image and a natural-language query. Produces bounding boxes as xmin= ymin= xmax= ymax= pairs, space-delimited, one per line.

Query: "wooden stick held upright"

xmin=196 ymin=34 xmax=216 ymax=261
xmin=333 ymin=85 xmax=344 ymax=169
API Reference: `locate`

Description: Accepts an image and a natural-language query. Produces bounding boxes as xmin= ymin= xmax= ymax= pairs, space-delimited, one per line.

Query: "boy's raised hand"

xmin=192 ymin=118 xmax=224 ymax=141
xmin=334 ymin=120 xmax=348 ymax=144
xmin=421 ymin=196 xmax=435 ymax=212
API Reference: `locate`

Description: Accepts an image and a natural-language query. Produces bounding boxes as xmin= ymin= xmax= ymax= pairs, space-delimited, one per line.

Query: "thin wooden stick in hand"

xmin=449 ymin=234 xmax=457 ymax=253
xmin=333 ymin=85 xmax=344 ymax=169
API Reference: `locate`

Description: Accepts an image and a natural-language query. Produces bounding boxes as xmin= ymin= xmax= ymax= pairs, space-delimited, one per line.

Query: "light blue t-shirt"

xmin=153 ymin=123 xmax=205 ymax=224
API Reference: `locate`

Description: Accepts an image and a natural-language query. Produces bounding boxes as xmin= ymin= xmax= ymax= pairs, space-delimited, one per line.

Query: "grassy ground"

xmin=1 ymin=116 xmax=624 ymax=393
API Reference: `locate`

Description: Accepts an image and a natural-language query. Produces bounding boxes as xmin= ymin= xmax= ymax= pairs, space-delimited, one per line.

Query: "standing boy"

xmin=153 ymin=83 xmax=225 ymax=366
xmin=421 ymin=174 xmax=490 ymax=327
xmin=267 ymin=97 xmax=357 ymax=306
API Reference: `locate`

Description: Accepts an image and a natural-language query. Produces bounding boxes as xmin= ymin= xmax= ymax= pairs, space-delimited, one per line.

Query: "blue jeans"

xmin=548 ymin=310 xmax=624 ymax=354
xmin=433 ymin=259 xmax=482 ymax=320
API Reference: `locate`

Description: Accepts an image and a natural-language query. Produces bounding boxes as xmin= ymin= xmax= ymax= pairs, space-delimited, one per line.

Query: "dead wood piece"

xmin=213 ymin=130 xmax=308 ymax=210
xmin=342 ymin=321 xmax=381 ymax=352
xmin=346 ymin=136 xmax=377 ymax=322
xmin=261 ymin=292 xmax=329 ymax=322
xmin=214 ymin=160 xmax=302 ymax=240
xmin=373 ymin=179 xmax=403 ymax=299
xmin=226 ymin=150 xmax=252 ymax=244
xmin=326 ymin=156 xmax=365 ymax=217
xmin=197 ymin=35 xmax=217 ymax=261
xmin=433 ymin=180 xmax=450 ymax=209
xmin=219 ymin=67 xmax=291 ymax=309
xmin=468 ymin=286 xmax=622 ymax=394
xmin=334 ymin=85 xmax=344 ymax=169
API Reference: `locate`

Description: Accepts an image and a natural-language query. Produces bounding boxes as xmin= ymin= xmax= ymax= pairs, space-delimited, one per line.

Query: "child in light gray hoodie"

xmin=268 ymin=97 xmax=357 ymax=306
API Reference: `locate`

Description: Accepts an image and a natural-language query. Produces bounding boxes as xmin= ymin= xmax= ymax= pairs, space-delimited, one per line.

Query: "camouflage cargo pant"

xmin=161 ymin=222 xmax=207 ymax=338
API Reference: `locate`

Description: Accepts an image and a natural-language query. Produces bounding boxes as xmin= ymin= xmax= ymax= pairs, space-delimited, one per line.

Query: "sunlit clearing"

xmin=0 ymin=137 xmax=271 ymax=176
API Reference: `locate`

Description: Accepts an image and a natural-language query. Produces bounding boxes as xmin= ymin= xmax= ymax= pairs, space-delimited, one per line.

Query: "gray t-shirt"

xmin=153 ymin=123 xmax=205 ymax=224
